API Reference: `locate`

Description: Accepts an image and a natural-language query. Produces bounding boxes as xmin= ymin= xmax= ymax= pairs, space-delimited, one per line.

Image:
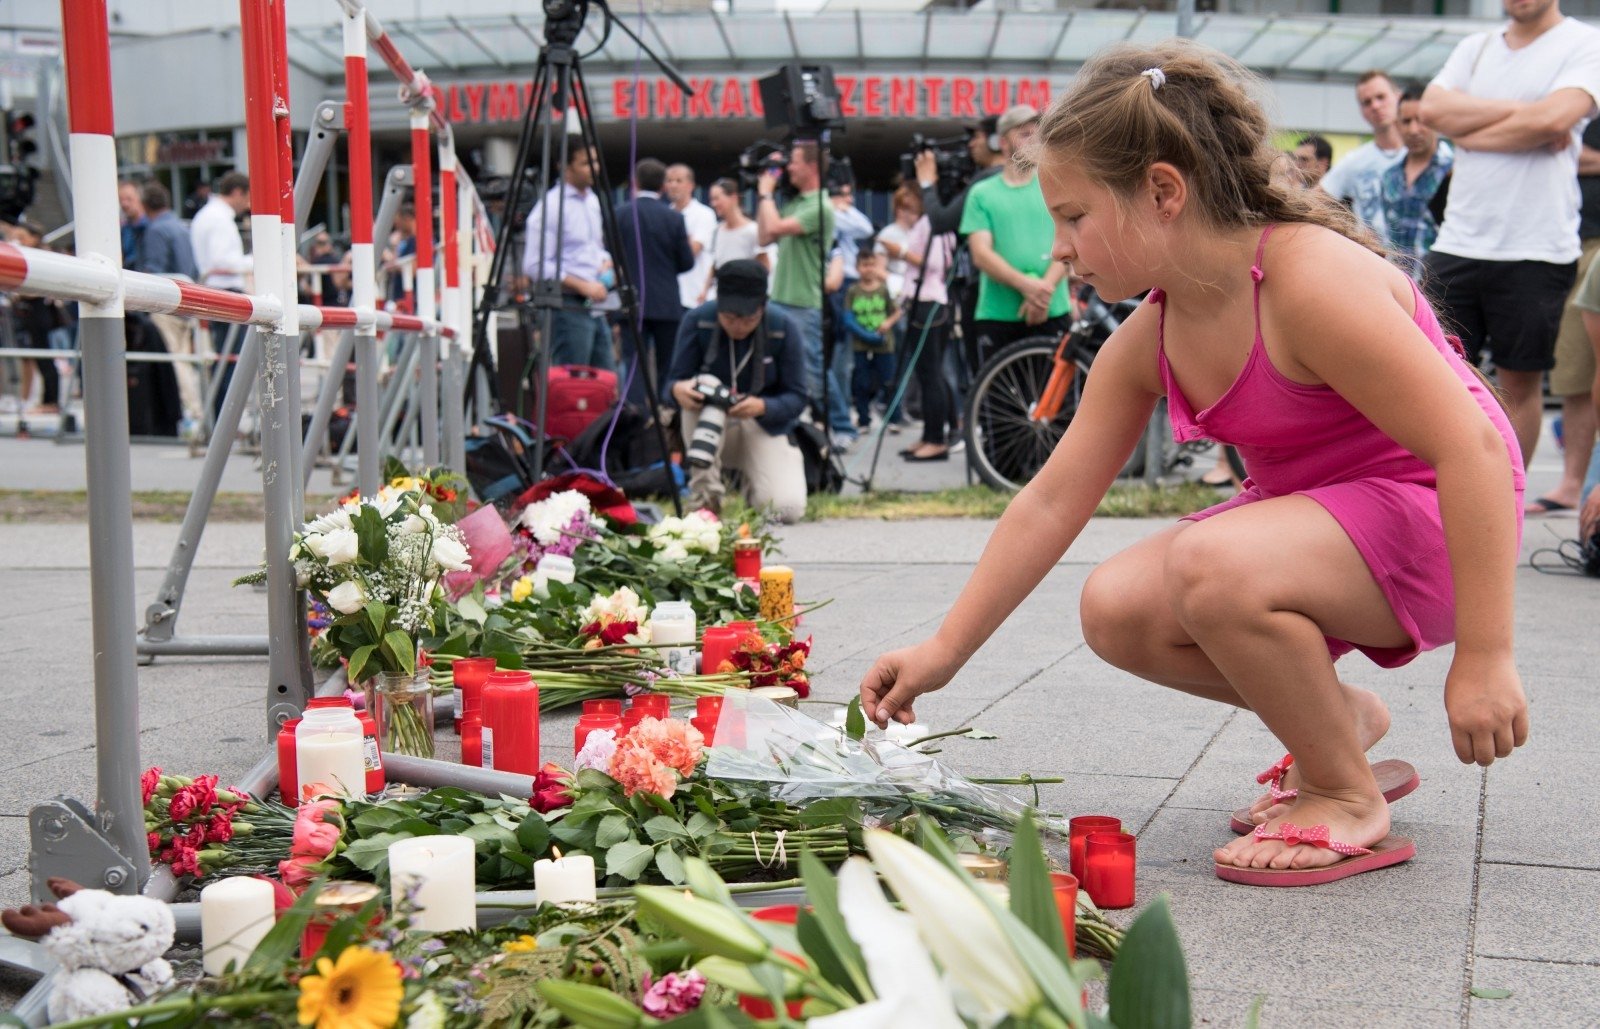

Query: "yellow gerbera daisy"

xmin=297 ymin=946 xmax=404 ymax=1029
xmin=501 ymin=934 xmax=539 ymax=954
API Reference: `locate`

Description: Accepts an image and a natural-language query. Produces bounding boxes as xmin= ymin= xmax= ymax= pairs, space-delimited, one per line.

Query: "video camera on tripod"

xmin=899 ymin=133 xmax=975 ymax=206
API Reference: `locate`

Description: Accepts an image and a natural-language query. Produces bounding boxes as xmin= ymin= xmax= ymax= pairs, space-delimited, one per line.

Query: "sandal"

xmin=1229 ymin=754 xmax=1420 ymax=835
xmin=1214 ymin=822 xmax=1416 ymax=887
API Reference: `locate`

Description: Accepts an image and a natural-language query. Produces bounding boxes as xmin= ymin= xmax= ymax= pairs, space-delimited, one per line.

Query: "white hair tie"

xmin=1141 ymin=67 xmax=1167 ymax=91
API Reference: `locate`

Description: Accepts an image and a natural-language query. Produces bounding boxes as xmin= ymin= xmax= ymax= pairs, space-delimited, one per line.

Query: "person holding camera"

xmin=666 ymin=260 xmax=810 ymax=523
xmin=959 ymin=104 xmax=1072 ymax=363
xmin=756 ymin=142 xmax=836 ymax=419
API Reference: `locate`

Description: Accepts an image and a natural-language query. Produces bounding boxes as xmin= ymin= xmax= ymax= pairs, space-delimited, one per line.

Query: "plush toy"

xmin=0 ymin=877 xmax=175 ymax=1022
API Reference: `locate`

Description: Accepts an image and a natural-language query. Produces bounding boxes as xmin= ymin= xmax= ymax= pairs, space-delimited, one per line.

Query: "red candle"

xmin=451 ymin=657 xmax=498 ymax=734
xmin=691 ymin=715 xmax=717 ymax=745
xmin=574 ymin=713 xmax=622 ymax=754
xmin=630 ymin=693 xmax=671 ymax=719
xmin=696 ymin=696 xmax=723 ymax=719
xmin=733 ymin=539 xmax=762 ymax=581
xmin=1049 ymin=872 xmax=1078 ymax=957
xmin=460 ymin=715 xmax=482 ymax=767
xmin=482 ymin=675 xmax=540 ymax=775
xmin=583 ymin=699 xmax=623 ymax=717
xmin=621 ymin=708 xmax=644 ymax=736
xmin=739 ymin=906 xmax=807 ymax=1019
xmin=1083 ymin=831 xmax=1136 ymax=909
xmin=726 ymin=621 xmax=757 ymax=634
xmin=276 ymin=717 xmax=302 ymax=808
xmin=356 ymin=710 xmax=385 ymax=796
xmin=1069 ymin=815 xmax=1121 ymax=882
xmin=700 ymin=626 xmax=739 ymax=675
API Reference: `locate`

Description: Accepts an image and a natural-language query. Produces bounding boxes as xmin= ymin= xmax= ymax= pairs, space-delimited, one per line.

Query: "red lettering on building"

xmin=656 ymin=81 xmax=684 ymax=119
xmin=448 ymin=85 xmax=467 ymax=122
xmin=923 ymin=77 xmax=945 ymax=117
xmin=465 ymin=84 xmax=485 ymax=122
xmin=982 ymin=78 xmax=1009 ymax=116
xmin=487 ymin=82 xmax=521 ymax=121
xmin=718 ymin=78 xmax=747 ymax=118
xmin=889 ymin=77 xmax=917 ymax=117
xmin=862 ymin=76 xmax=885 ymax=117
xmin=749 ymin=82 xmax=764 ymax=119
xmin=1014 ymin=79 xmax=1050 ymax=110
xmin=687 ymin=77 xmax=715 ymax=118
xmin=835 ymin=76 xmax=857 ymax=118
xmin=951 ymin=79 xmax=976 ymax=118
xmin=613 ymin=80 xmax=632 ymax=119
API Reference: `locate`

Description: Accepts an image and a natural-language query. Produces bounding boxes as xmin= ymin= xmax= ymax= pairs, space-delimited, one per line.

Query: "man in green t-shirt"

xmin=958 ymin=104 xmax=1071 ymax=364
xmin=756 ymin=141 xmax=836 ymax=407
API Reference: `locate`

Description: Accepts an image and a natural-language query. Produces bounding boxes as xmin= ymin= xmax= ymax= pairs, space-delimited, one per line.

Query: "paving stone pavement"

xmin=1 ymin=435 xmax=1596 ymax=1025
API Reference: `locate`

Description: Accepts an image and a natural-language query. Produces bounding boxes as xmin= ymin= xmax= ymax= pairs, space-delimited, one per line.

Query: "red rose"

xmin=580 ymin=620 xmax=603 ymax=638
xmin=530 ymin=762 xmax=574 ymax=813
xmin=788 ymin=676 xmax=811 ymax=700
xmin=205 ymin=812 xmax=234 ymax=843
xmin=599 ymin=621 xmax=637 ymax=646
xmin=141 ymin=767 xmax=161 ymax=806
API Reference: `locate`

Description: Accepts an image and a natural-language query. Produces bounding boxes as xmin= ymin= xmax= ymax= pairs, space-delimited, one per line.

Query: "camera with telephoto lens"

xmin=899 ymin=133 xmax=975 ymax=206
xmin=737 ymin=140 xmax=789 ymax=198
xmin=685 ymin=374 xmax=736 ymax=469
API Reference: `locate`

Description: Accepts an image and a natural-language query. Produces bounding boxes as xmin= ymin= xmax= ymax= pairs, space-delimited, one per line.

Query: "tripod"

xmin=468 ymin=0 xmax=684 ymax=514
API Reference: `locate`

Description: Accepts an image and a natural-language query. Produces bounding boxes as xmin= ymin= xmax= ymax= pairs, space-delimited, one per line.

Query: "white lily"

xmin=864 ymin=830 xmax=1041 ymax=1023
xmin=805 ymin=858 xmax=965 ymax=1029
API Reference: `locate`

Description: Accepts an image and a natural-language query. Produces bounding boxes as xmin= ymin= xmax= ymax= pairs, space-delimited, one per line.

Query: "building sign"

xmin=427 ymin=74 xmax=1052 ymax=125
xmin=116 ymin=130 xmax=234 ymax=168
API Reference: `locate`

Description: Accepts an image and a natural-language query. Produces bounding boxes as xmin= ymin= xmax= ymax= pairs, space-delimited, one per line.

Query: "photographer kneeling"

xmin=667 ymin=260 xmax=810 ymax=523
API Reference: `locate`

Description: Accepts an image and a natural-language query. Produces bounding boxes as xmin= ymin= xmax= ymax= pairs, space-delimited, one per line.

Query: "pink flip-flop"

xmin=1214 ymin=822 xmax=1417 ymax=887
xmin=1229 ymin=754 xmax=1421 ymax=835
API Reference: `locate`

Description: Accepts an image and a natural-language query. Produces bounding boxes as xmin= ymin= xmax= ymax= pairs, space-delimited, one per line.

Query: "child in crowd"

xmin=859 ymin=40 xmax=1528 ymax=887
xmin=842 ymin=247 xmax=901 ymax=431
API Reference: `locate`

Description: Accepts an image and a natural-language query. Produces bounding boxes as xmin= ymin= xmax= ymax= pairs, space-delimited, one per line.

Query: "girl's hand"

xmin=1444 ymin=651 xmax=1529 ymax=766
xmin=858 ymin=638 xmax=963 ymax=727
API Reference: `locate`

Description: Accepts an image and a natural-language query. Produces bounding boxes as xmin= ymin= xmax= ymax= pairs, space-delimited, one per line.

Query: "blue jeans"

xmin=852 ymin=347 xmax=897 ymax=426
xmin=547 ymin=308 xmax=615 ymax=371
xmin=771 ymin=301 xmax=823 ymax=403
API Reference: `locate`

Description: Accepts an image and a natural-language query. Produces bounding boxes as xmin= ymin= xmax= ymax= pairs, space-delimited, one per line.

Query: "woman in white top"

xmin=698 ymin=179 xmax=770 ymax=304
xmin=877 ymin=188 xmax=921 ymax=297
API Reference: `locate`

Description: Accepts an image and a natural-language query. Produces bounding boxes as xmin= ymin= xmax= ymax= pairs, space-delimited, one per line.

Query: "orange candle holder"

xmin=1049 ymin=872 xmax=1078 ymax=957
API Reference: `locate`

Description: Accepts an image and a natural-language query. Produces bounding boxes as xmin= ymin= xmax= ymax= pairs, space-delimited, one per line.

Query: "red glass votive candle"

xmin=356 ymin=710 xmax=385 ymax=796
xmin=738 ymin=906 xmax=808 ymax=1019
xmin=1082 ymin=831 xmax=1136 ymax=910
xmin=1049 ymin=872 xmax=1078 ymax=957
xmin=276 ymin=717 xmax=302 ymax=807
xmin=482 ymin=675 xmax=540 ymax=775
xmin=300 ymin=881 xmax=383 ymax=961
xmin=696 ymin=696 xmax=723 ymax=719
xmin=700 ymin=626 xmax=739 ymax=675
xmin=460 ymin=715 xmax=482 ymax=767
xmin=451 ymin=657 xmax=498 ymax=734
xmin=630 ymin=693 xmax=671 ymax=720
xmin=582 ymin=699 xmax=623 ymax=717
xmin=733 ymin=539 xmax=762 ymax=581
xmin=726 ymin=621 xmax=757 ymax=633
xmin=574 ymin=713 xmax=623 ymax=754
xmin=690 ymin=715 xmax=717 ymax=745
xmin=1069 ymin=815 xmax=1121 ymax=882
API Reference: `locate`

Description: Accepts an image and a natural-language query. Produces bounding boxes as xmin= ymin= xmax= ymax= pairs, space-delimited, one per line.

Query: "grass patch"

xmin=804 ymin=482 xmax=1223 ymax=521
xmin=0 ymin=490 xmax=340 ymax=524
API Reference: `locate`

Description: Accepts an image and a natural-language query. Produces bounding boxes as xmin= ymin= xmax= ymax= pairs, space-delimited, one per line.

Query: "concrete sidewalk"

xmin=1 ymin=507 xmax=1596 ymax=1025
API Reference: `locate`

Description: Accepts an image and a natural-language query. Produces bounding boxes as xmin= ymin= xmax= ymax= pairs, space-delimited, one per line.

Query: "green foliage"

xmin=1107 ymin=895 xmax=1192 ymax=1029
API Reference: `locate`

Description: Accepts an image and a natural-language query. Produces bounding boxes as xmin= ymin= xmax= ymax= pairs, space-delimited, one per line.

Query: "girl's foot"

xmin=1245 ymin=684 xmax=1390 ymax=826
xmin=1215 ymin=787 xmax=1390 ymax=871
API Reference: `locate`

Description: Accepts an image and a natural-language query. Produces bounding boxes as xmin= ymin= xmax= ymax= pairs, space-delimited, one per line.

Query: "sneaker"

xmin=829 ymin=432 xmax=858 ymax=454
xmin=948 ymin=438 xmax=965 ymax=454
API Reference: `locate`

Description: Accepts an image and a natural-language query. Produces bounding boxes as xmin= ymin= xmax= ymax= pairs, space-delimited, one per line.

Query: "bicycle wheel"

xmin=964 ymin=336 xmax=1088 ymax=492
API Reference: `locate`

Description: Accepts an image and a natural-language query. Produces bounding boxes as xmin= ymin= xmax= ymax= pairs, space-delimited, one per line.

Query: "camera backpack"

xmin=543 ymin=364 xmax=619 ymax=444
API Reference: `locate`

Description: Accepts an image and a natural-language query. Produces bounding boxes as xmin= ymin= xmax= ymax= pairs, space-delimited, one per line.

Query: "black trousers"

xmin=905 ymin=301 xmax=955 ymax=446
xmin=622 ymin=316 xmax=681 ymax=407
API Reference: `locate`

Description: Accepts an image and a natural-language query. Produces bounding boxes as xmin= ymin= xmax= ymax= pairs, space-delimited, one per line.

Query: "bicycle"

xmin=963 ymin=285 xmax=1245 ymax=492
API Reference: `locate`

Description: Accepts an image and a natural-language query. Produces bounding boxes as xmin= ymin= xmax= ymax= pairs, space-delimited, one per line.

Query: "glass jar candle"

xmin=583 ymin=699 xmax=623 ymax=717
xmin=700 ymin=626 xmax=740 ymax=676
xmin=648 ymin=601 xmax=697 ymax=675
xmin=1082 ymin=831 xmax=1136 ymax=910
xmin=460 ymin=714 xmax=482 ymax=767
xmin=733 ymin=539 xmax=762 ymax=581
xmin=482 ymin=673 xmax=540 ymax=775
xmin=1068 ymin=815 xmax=1121 ymax=883
xmin=275 ymin=717 xmax=302 ymax=807
xmin=758 ymin=566 xmax=795 ymax=623
xmin=450 ymin=657 xmax=497 ymax=734
xmin=296 ymin=705 xmax=366 ymax=800
xmin=574 ymin=713 xmax=623 ymax=755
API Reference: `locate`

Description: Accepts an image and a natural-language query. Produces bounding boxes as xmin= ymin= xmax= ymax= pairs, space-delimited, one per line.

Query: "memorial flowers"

xmin=140 ymin=768 xmax=297 ymax=879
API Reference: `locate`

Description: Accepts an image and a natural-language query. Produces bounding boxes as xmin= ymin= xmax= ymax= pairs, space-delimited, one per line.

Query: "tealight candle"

xmin=200 ymin=877 xmax=276 ymax=975
xmin=1068 ymin=815 xmax=1121 ymax=882
xmin=1082 ymin=831 xmax=1136 ymax=910
xmin=534 ymin=849 xmax=597 ymax=906
xmin=955 ymin=853 xmax=1008 ymax=882
xmin=750 ymin=685 xmax=799 ymax=708
xmin=388 ymin=835 xmax=477 ymax=932
xmin=884 ymin=721 xmax=930 ymax=746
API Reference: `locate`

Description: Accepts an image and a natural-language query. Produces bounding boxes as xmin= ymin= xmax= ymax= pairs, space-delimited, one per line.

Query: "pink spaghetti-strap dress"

xmin=1150 ymin=225 xmax=1526 ymax=667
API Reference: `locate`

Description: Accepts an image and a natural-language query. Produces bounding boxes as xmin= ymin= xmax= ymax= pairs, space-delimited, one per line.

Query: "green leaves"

xmin=1009 ymin=810 xmax=1070 ymax=958
xmin=1470 ymin=986 xmax=1513 ymax=1000
xmin=844 ymin=696 xmax=866 ymax=740
xmin=796 ymin=848 xmax=872 ymax=1002
xmin=605 ymin=840 xmax=656 ymax=880
xmin=351 ymin=503 xmax=388 ymax=566
xmin=1107 ymin=895 xmax=1191 ymax=1029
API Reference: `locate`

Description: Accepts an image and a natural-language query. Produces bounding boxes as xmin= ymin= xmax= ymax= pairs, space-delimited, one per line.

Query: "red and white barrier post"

xmin=412 ymin=102 xmax=439 ymax=464
xmin=58 ymin=0 xmax=149 ymax=888
xmin=343 ymin=1 xmax=381 ymax=496
xmin=439 ymin=127 xmax=467 ymax=470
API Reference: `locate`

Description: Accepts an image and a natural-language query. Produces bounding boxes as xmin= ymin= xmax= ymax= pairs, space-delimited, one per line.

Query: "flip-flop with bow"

xmin=1229 ymin=754 xmax=1420 ymax=835
xmin=1214 ymin=822 xmax=1416 ymax=887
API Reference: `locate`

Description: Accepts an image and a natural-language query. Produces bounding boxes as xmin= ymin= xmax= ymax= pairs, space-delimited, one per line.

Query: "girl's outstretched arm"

xmin=859 ymin=306 xmax=1160 ymax=726
xmin=1268 ymin=230 xmax=1528 ymax=767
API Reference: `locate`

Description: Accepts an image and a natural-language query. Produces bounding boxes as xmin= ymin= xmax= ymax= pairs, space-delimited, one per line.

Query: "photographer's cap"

xmin=996 ymin=104 xmax=1041 ymax=137
xmin=715 ymin=259 xmax=768 ymax=317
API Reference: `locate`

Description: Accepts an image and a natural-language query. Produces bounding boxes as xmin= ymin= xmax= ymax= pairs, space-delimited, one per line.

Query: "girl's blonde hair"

xmin=1031 ymin=40 xmax=1383 ymax=255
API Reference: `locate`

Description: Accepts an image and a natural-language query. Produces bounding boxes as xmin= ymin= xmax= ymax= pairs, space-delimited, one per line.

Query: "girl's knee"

xmin=1080 ymin=564 xmax=1151 ymax=666
xmin=1164 ymin=526 xmax=1259 ymax=627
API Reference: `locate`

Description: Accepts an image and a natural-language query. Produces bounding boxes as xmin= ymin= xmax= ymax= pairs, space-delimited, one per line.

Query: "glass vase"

xmin=372 ymin=671 xmax=436 ymax=760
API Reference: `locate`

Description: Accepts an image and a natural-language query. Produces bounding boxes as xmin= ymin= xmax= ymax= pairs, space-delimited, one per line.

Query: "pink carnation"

xmin=640 ymin=970 xmax=707 ymax=1017
xmin=291 ymin=801 xmax=342 ymax=859
xmin=628 ymin=717 xmax=705 ymax=778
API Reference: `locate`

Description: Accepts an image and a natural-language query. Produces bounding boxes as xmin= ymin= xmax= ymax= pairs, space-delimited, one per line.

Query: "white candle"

xmin=648 ymin=601 xmax=697 ymax=675
xmin=389 ymin=835 xmax=477 ymax=932
xmin=200 ymin=877 xmax=276 ymax=975
xmin=296 ymin=732 xmax=366 ymax=800
xmin=534 ymin=851 xmax=597 ymax=906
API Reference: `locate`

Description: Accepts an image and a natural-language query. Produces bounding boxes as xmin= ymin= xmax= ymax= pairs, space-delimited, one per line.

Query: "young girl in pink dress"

xmin=859 ymin=41 xmax=1529 ymax=886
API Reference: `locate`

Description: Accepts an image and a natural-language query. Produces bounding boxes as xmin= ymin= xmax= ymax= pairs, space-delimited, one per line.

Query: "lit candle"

xmin=1068 ymin=815 xmax=1121 ymax=882
xmin=388 ymin=835 xmax=477 ymax=932
xmin=883 ymin=721 xmax=930 ymax=746
xmin=200 ymin=876 xmax=276 ymax=975
xmin=534 ymin=848 xmax=597 ymax=906
xmin=759 ymin=566 xmax=795 ymax=623
xmin=1082 ymin=831 xmax=1136 ymax=910
xmin=955 ymin=853 xmax=1008 ymax=882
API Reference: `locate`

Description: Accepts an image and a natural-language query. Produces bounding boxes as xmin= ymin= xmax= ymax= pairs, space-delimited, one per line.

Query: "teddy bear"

xmin=0 ymin=877 xmax=176 ymax=1022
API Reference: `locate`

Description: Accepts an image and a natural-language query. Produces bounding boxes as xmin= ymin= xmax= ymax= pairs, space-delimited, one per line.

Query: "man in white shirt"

xmin=523 ymin=139 xmax=614 ymax=370
xmin=665 ymin=163 xmax=717 ymax=310
xmin=1320 ymin=71 xmax=1406 ymax=234
xmin=188 ymin=171 xmax=252 ymax=416
xmin=1421 ymin=0 xmax=1600 ymax=465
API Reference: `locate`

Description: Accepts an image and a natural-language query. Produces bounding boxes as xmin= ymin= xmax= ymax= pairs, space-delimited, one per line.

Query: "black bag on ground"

xmin=562 ymin=402 xmax=679 ymax=498
xmin=792 ymin=420 xmax=845 ymax=495
xmin=464 ymin=415 xmax=539 ymax=509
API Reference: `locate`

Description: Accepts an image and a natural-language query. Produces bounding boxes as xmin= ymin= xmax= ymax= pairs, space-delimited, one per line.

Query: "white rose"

xmin=399 ymin=513 xmax=428 ymax=535
xmin=430 ymin=534 xmax=471 ymax=571
xmin=696 ymin=529 xmax=721 ymax=553
xmin=658 ymin=541 xmax=690 ymax=564
xmin=308 ymin=527 xmax=360 ymax=565
xmin=325 ymin=580 xmax=367 ymax=614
